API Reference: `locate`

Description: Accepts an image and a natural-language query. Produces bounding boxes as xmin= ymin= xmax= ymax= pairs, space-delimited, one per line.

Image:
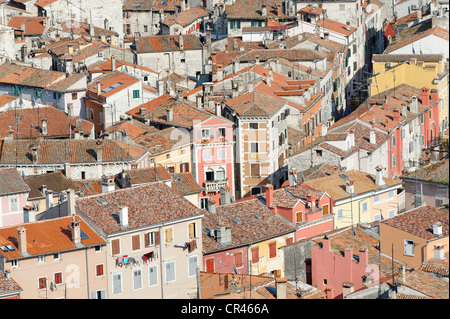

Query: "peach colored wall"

xmin=5 ymin=245 xmax=108 ymax=299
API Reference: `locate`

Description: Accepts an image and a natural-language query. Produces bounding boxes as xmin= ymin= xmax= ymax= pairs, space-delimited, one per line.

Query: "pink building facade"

xmin=0 ymin=168 xmax=30 ymax=228
xmin=264 ymin=185 xmax=334 ymax=241
xmin=204 ymin=246 xmax=249 ymax=275
xmin=311 ymin=237 xmax=371 ymax=299
xmin=192 ymin=116 xmax=235 ymax=208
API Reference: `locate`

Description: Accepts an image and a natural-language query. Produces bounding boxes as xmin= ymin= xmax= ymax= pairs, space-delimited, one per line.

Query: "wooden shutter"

xmin=189 ymin=223 xmax=196 ymax=239
xmin=269 ymin=242 xmax=277 ymax=258
xmin=323 ymin=204 xmax=329 ymax=215
xmin=165 ymin=228 xmax=173 ymax=243
xmin=132 ymin=234 xmax=140 ymax=250
xmin=234 ymin=251 xmax=243 ymax=268
xmin=38 ymin=277 xmax=46 ymax=290
xmin=251 ymin=163 xmax=260 ymax=177
xmin=154 ymin=231 xmax=160 ymax=245
xmin=111 ymin=239 xmax=120 ymax=255
xmin=206 ymin=258 xmax=214 ymax=272
xmin=144 ymin=233 xmax=150 ymax=247
xmin=54 ymin=272 xmax=62 ymax=284
xmin=251 ymin=247 xmax=259 ymax=264
xmin=286 ymin=237 xmax=293 ymax=245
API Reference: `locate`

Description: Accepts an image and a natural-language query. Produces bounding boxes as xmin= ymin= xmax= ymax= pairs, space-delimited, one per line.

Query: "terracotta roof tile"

xmin=170 ymin=172 xmax=203 ymax=195
xmin=0 ymin=63 xmax=65 ymax=88
xmin=0 ymin=216 xmax=106 ymax=259
xmin=401 ymin=159 xmax=449 ymax=185
xmin=0 ymin=167 xmax=30 ymax=196
xmin=162 ymin=6 xmax=210 ymax=27
xmin=225 ymin=91 xmax=287 ymax=117
xmin=24 ymin=171 xmax=80 ymax=199
xmin=133 ymin=34 xmax=203 ymax=53
xmin=8 ymin=16 xmax=46 ymax=35
xmin=380 ymin=205 xmax=449 ymax=241
xmin=0 ymin=271 xmax=22 ymax=296
xmin=75 ymin=183 xmax=204 ymax=235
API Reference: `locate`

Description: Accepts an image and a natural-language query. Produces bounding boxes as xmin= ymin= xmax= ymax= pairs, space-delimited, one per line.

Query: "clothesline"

xmin=115 ymin=250 xmax=158 ymax=268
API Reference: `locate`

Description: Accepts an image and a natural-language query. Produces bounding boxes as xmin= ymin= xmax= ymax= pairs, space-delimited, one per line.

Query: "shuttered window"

xmin=188 ymin=255 xmax=198 ymax=277
xmin=132 ymin=234 xmax=140 ymax=251
xmin=251 ymin=247 xmax=259 ymax=264
xmin=38 ymin=277 xmax=47 ymax=290
xmin=113 ymin=273 xmax=122 ymax=294
xmin=149 ymin=265 xmax=158 ymax=286
xmin=133 ymin=269 xmax=142 ymax=290
xmin=286 ymin=237 xmax=294 ymax=245
xmin=206 ymin=258 xmax=214 ymax=272
xmin=165 ymin=260 xmax=176 ymax=282
xmin=54 ymin=272 xmax=62 ymax=285
xmin=111 ymin=239 xmax=120 ymax=255
xmin=96 ymin=264 xmax=104 ymax=277
xmin=250 ymin=163 xmax=260 ymax=177
xmin=188 ymin=223 xmax=196 ymax=239
xmin=323 ymin=204 xmax=329 ymax=215
xmin=234 ymin=251 xmax=243 ymax=268
xmin=269 ymin=242 xmax=277 ymax=259
xmin=165 ymin=228 xmax=173 ymax=243
xmin=145 ymin=231 xmax=159 ymax=247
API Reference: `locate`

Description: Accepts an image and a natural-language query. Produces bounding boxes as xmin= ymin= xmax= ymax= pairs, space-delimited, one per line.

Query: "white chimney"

xmin=167 ymin=108 xmax=174 ymax=122
xmin=111 ymin=55 xmax=116 ymax=72
xmin=370 ymin=131 xmax=376 ymax=144
xmin=433 ymin=222 xmax=443 ymax=236
xmin=410 ymin=96 xmax=418 ymax=113
xmin=67 ymin=188 xmax=76 ymax=216
xmin=41 ymin=118 xmax=47 ymax=135
xmin=345 ymin=180 xmax=354 ymax=194
xmin=119 ymin=205 xmax=129 ymax=227
xmin=97 ymin=83 xmax=102 ymax=96
xmin=434 ymin=244 xmax=445 ymax=260
xmin=215 ymin=102 xmax=221 ymax=117
xmin=45 ymin=189 xmax=53 ymax=210
xmin=101 ymin=176 xmax=115 ymax=193
xmin=375 ymin=165 xmax=386 ymax=187
xmin=397 ymin=265 xmax=406 ymax=283
xmin=321 ymin=125 xmax=328 ymax=136
xmin=23 ymin=205 xmax=36 ymax=223
xmin=71 ymin=217 xmax=81 ymax=245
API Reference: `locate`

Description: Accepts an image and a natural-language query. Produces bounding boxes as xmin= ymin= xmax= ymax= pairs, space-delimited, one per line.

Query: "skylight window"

xmin=68 ymin=225 xmax=90 ymax=240
xmin=0 ymin=245 xmax=15 ymax=252
xmin=232 ymin=218 xmax=241 ymax=225
xmin=102 ymin=82 xmax=123 ymax=93
xmin=97 ymin=198 xmax=107 ymax=205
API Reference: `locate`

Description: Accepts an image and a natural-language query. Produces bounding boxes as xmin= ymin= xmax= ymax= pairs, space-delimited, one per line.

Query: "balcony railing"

xmin=204 ymin=180 xmax=228 ymax=193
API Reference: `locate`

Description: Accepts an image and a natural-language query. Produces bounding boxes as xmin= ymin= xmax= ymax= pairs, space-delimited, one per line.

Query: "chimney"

xmin=262 ymin=4 xmax=267 ymax=17
xmin=31 ymin=145 xmax=38 ymax=163
xmin=8 ymin=128 xmax=14 ymax=139
xmin=375 ymin=165 xmax=386 ymax=187
xmin=17 ymin=227 xmax=27 ymax=254
xmin=71 ymin=217 xmax=81 ymax=245
xmin=434 ymin=244 xmax=445 ymax=260
xmin=348 ymin=132 xmax=355 ymax=148
xmin=21 ymin=45 xmax=28 ymax=63
xmin=119 ymin=205 xmax=129 ymax=227
xmin=346 ymin=21 xmax=351 ymax=31
xmin=179 ymin=35 xmax=184 ymax=51
xmin=401 ymin=104 xmax=408 ymax=117
xmin=344 ymin=247 xmax=353 ymax=260
xmin=255 ymin=54 xmax=260 ymax=64
xmin=217 ymin=64 xmax=224 ymax=81
xmin=67 ymin=188 xmax=76 ymax=215
xmin=421 ymin=87 xmax=430 ymax=106
xmin=267 ymin=68 xmax=273 ymax=86
xmin=97 ymin=83 xmax=102 ymax=96
xmin=342 ymin=282 xmax=354 ymax=298
xmin=4 ymin=269 xmax=11 ymax=281
xmin=181 ymin=0 xmax=186 ymax=11
xmin=166 ymin=108 xmax=174 ymax=122
xmin=322 ymin=235 xmax=331 ymax=251
xmin=410 ymin=96 xmax=418 ymax=113
xmin=215 ymin=102 xmax=221 ymax=117
xmin=45 ymin=189 xmax=53 ymax=210
xmin=196 ymin=94 xmax=202 ymax=109
xmin=41 ymin=118 xmax=47 ymax=135
xmin=96 ymin=139 xmax=103 ymax=162
xmin=432 ymin=222 xmax=443 ymax=236
xmin=345 ymin=180 xmax=354 ymax=195
xmin=111 ymin=56 xmax=116 ymax=72
xmin=208 ymin=200 xmax=216 ymax=214
xmin=68 ymin=43 xmax=74 ymax=55
xmin=139 ymin=107 xmax=146 ymax=116
xmin=23 ymin=205 xmax=36 ymax=223
xmin=397 ymin=265 xmax=406 ymax=283
xmin=276 ymin=277 xmax=287 ymax=299
xmin=430 ymin=89 xmax=439 ymax=102
xmin=101 ymin=175 xmax=115 ymax=193
xmin=393 ymin=109 xmax=400 ymax=122
xmin=277 ymin=4 xmax=282 ymax=16
xmin=220 ymin=187 xmax=232 ymax=205
xmin=265 ymin=184 xmax=274 ymax=208
xmin=215 ymin=223 xmax=232 ymax=245
xmin=370 ymin=131 xmax=376 ymax=144
xmin=20 ymin=22 xmax=25 ymax=32
xmin=321 ymin=124 xmax=328 ymax=136
xmin=383 ymin=101 xmax=390 ymax=111
xmin=307 ymin=192 xmax=317 ymax=207
xmin=359 ymin=247 xmax=369 ymax=266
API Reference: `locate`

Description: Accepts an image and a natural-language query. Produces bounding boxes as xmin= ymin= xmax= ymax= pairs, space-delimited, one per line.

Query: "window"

xmin=296 ymin=211 xmax=303 ymax=223
xmin=404 ymin=240 xmax=414 ymax=256
xmin=337 ymin=209 xmax=344 ymax=219
xmin=90 ymin=109 xmax=94 ymax=121
xmin=165 ymin=260 xmax=176 ymax=283
xmin=133 ymin=269 xmax=143 ymax=290
xmin=81 ymin=171 xmax=86 ymax=179
xmin=286 ymin=237 xmax=294 ymax=245
xmin=72 ymin=92 xmax=77 ymax=100
xmin=234 ymin=251 xmax=243 ymax=268
xmin=200 ymin=198 xmax=209 ymax=209
xmin=149 ymin=265 xmax=158 ymax=286
xmin=166 ymin=154 xmax=170 ymax=160
xmin=250 ymin=142 xmax=259 ymax=153
xmin=251 ymin=247 xmax=259 ymax=264
xmin=201 ymin=128 xmax=213 ymax=139
xmin=218 ymin=127 xmax=226 ymax=137
xmin=9 ymin=197 xmax=18 ymax=212
xmin=249 ymin=123 xmax=259 ymax=129
xmin=96 ymin=264 xmax=104 ymax=277
xmin=131 ymin=234 xmax=140 ymax=251
xmin=315 ymin=150 xmax=323 ymax=156
xmin=374 ymin=214 xmax=381 ymax=221
xmin=269 ymin=242 xmax=277 ymax=259
xmin=388 ymin=209 xmax=395 ymax=218
xmin=133 ymin=89 xmax=140 ymax=98
xmin=217 ymin=148 xmax=226 ymax=160
xmin=188 ymin=255 xmax=198 ymax=277
xmin=216 ymin=167 xmax=226 ymax=181
xmin=250 ymin=163 xmax=260 ymax=177
xmin=392 ymin=154 xmax=397 ymax=167
xmin=251 ymin=186 xmax=261 ymax=195
xmin=146 ymin=231 xmax=160 ymax=247
xmin=202 ymin=149 xmax=212 ymax=161
xmin=113 ymin=273 xmax=122 ymax=294
xmin=111 ymin=239 xmax=120 ymax=255
xmin=230 ymin=20 xmax=234 ymax=29
xmin=374 ymin=194 xmax=380 ymax=203
xmin=206 ymin=258 xmax=214 ymax=272
xmin=339 ymin=4 xmax=345 ymax=10
xmin=95 ymin=245 xmax=102 ymax=252
xmin=362 ymin=202 xmax=368 ymax=212
xmin=188 ymin=222 xmax=196 ymax=239
xmin=435 ymin=195 xmax=445 ymax=207
xmin=165 ymin=227 xmax=173 ymax=244
xmin=38 ymin=255 xmax=45 ymax=263
xmin=388 ymin=190 xmax=394 ymax=199
xmin=53 ymin=253 xmax=60 ymax=261
xmin=11 ymin=259 xmax=18 ymax=267
xmin=54 ymin=272 xmax=63 ymax=285
xmin=391 ymin=135 xmax=396 ymax=146
xmin=205 ymin=168 xmax=215 ymax=181
xmin=38 ymin=277 xmax=47 ymax=290
xmin=323 ymin=204 xmax=329 ymax=215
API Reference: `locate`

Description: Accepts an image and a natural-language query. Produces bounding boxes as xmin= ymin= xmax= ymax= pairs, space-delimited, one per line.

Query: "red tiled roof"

xmin=162 ymin=6 xmax=210 ymax=27
xmin=0 ymin=271 xmax=22 ymax=296
xmin=380 ymin=205 xmax=449 ymax=241
xmin=8 ymin=16 xmax=46 ymax=35
xmin=75 ymin=183 xmax=204 ymax=235
xmin=170 ymin=172 xmax=203 ymax=196
xmin=0 ymin=216 xmax=106 ymax=259
xmin=0 ymin=107 xmax=93 ymax=139
xmin=225 ymin=91 xmax=287 ymax=117
xmin=86 ymin=71 xmax=139 ymax=99
xmin=133 ymin=34 xmax=203 ymax=53
xmin=0 ymin=63 xmax=65 ymax=88
xmin=0 ymin=167 xmax=30 ymax=196
xmin=24 ymin=171 xmax=80 ymax=199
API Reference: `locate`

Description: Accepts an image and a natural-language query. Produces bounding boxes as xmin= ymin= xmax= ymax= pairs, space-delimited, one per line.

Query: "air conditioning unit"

xmin=385 ymin=62 xmax=393 ymax=68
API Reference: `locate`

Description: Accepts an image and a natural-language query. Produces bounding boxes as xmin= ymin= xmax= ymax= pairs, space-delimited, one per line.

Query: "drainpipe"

xmin=159 ymin=224 xmax=164 ymax=299
xmin=85 ymin=248 xmax=90 ymax=298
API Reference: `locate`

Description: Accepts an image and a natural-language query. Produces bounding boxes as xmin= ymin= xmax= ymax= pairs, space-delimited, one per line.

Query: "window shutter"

xmin=91 ymin=292 xmax=97 ymax=299
xmin=155 ymin=231 xmax=160 ymax=245
xmin=100 ymin=290 xmax=106 ymax=299
xmin=165 ymin=228 xmax=173 ymax=243
xmin=269 ymin=242 xmax=277 ymax=258
xmin=286 ymin=237 xmax=293 ymax=245
xmin=197 ymin=129 xmax=202 ymax=139
xmin=132 ymin=234 xmax=140 ymax=250
xmin=209 ymin=129 xmax=214 ymax=139
xmin=189 ymin=223 xmax=195 ymax=239
xmin=144 ymin=233 xmax=149 ymax=247
xmin=234 ymin=252 xmax=243 ymax=268
xmin=111 ymin=239 xmax=120 ymax=255
xmin=251 ymin=247 xmax=259 ymax=264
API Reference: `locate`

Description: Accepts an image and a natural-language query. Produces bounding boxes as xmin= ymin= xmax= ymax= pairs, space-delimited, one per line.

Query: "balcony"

xmin=204 ymin=180 xmax=228 ymax=193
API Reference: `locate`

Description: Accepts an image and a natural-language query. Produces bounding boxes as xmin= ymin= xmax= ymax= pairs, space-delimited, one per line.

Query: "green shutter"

xmin=133 ymin=90 xmax=140 ymax=98
xmin=230 ymin=21 xmax=234 ymax=29
xmin=237 ymin=20 xmax=241 ymax=29
xmin=36 ymin=89 xmax=42 ymax=98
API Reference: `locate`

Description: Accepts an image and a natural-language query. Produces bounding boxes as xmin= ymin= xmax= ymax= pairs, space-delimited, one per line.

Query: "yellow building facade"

xmin=371 ymin=54 xmax=449 ymax=132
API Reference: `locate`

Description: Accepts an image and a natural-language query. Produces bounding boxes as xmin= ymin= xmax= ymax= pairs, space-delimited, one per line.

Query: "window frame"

xmin=165 ymin=260 xmax=176 ymax=283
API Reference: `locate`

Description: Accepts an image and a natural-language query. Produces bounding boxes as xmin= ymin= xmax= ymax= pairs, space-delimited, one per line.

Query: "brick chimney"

xmin=430 ymin=89 xmax=439 ymax=102
xmin=359 ymin=247 xmax=369 ymax=266
xmin=421 ymin=87 xmax=430 ymax=106
xmin=276 ymin=277 xmax=287 ymax=299
xmin=265 ymin=184 xmax=274 ymax=208
xmin=277 ymin=4 xmax=282 ymax=16
xmin=393 ymin=109 xmax=400 ymax=122
xmin=322 ymin=235 xmax=331 ymax=251
xmin=17 ymin=227 xmax=27 ymax=254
